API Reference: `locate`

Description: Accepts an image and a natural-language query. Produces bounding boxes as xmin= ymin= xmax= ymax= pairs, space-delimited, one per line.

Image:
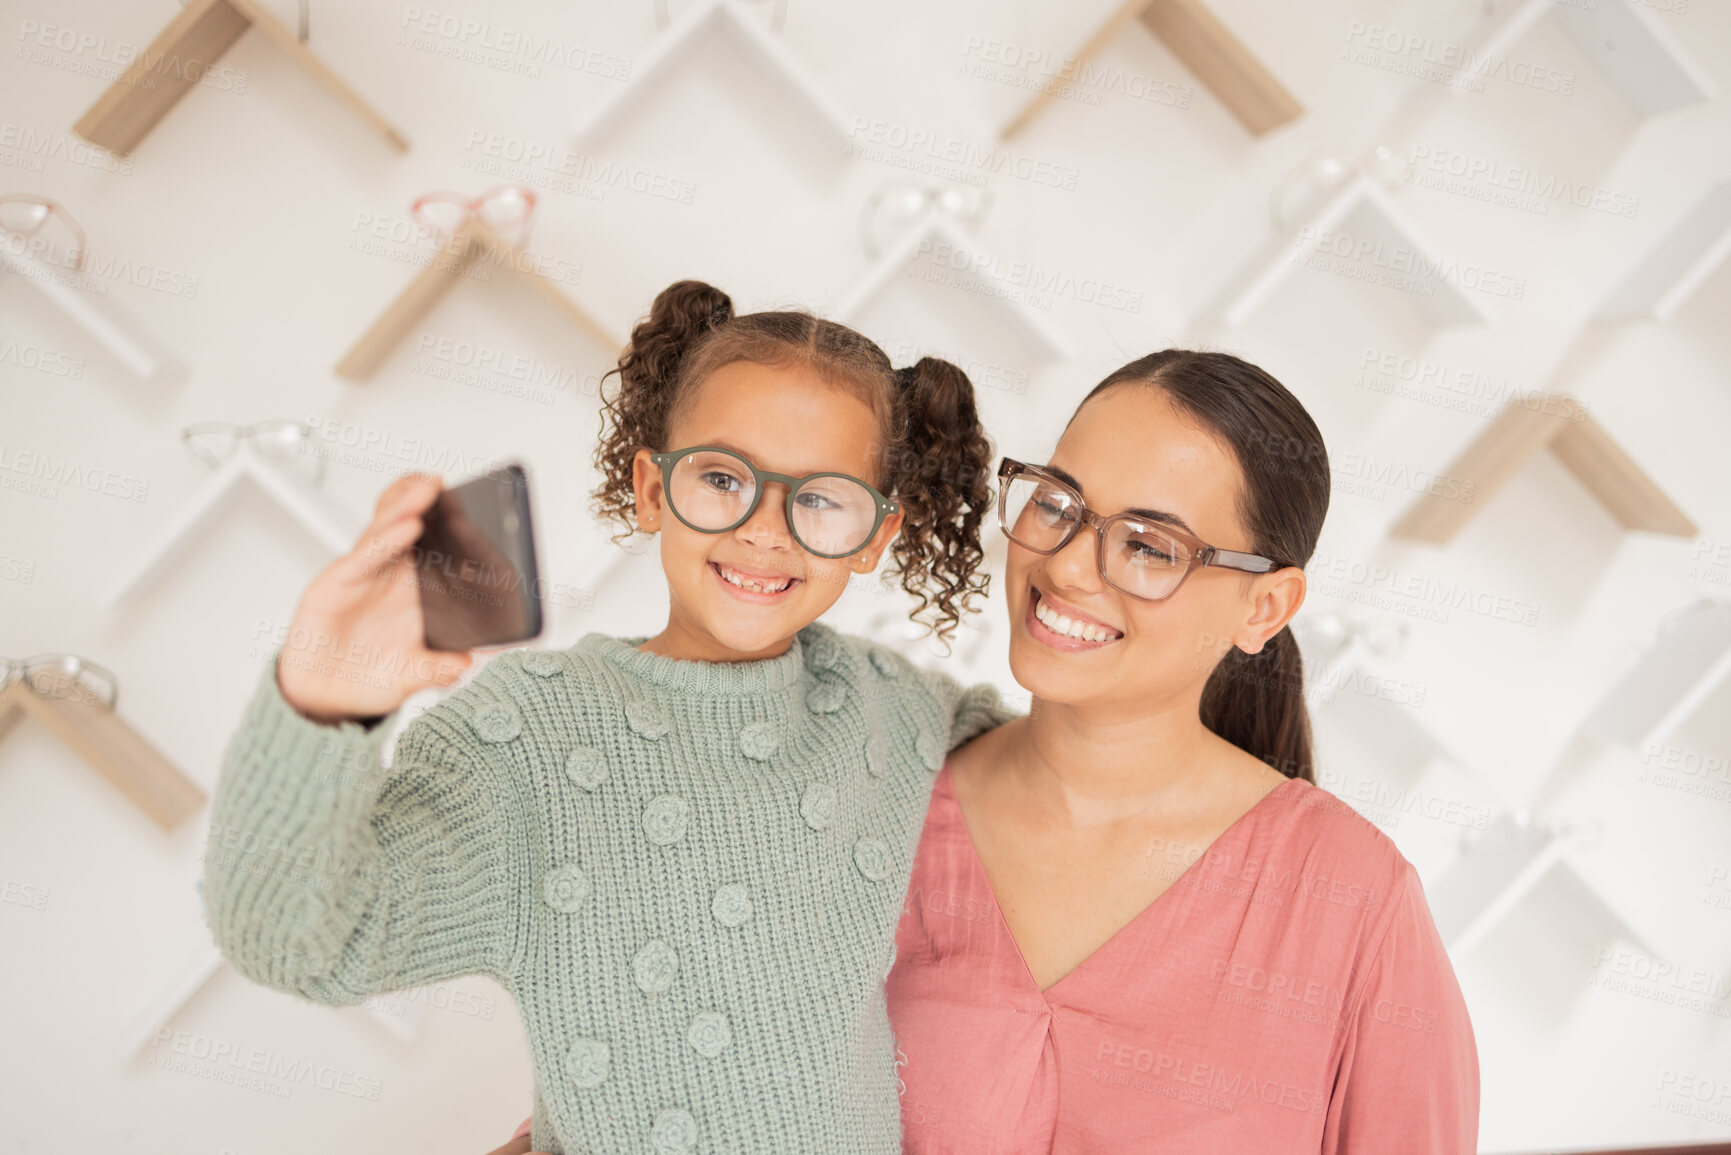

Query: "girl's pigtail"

xmin=592 ymin=280 xmax=734 ymax=540
xmin=885 ymin=357 xmax=995 ymax=648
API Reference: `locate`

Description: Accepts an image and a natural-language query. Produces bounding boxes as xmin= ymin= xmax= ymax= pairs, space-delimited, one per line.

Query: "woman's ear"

xmin=1232 ymin=566 xmax=1306 ymax=655
xmin=631 ymin=449 xmax=664 ymax=531
xmin=851 ymin=508 xmax=905 ymax=572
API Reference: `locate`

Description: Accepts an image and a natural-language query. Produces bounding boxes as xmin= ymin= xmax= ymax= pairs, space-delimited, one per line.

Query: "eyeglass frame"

xmin=410 ymin=185 xmax=537 ymax=242
xmin=181 ymin=420 xmax=323 ymax=483
xmin=0 ymin=194 xmax=86 ymax=272
xmin=996 ymin=457 xmax=1280 ymax=602
xmin=646 ymin=445 xmax=900 ymax=560
xmin=2 ymin=653 xmax=118 ymax=711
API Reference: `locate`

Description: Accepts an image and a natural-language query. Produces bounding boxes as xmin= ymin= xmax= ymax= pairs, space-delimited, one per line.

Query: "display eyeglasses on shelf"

xmin=336 ymin=194 xmax=619 ymax=380
xmin=0 ymin=195 xmax=85 ymax=272
xmin=0 ymin=657 xmax=204 ymax=831
xmin=100 ymin=421 xmax=360 ymax=610
xmin=0 ymin=194 xmax=187 ymax=385
xmin=859 ymin=185 xmax=992 ymax=260
xmin=72 ymin=0 xmax=408 ymax=157
xmin=1000 ymin=0 xmax=1303 ymax=139
xmin=568 ymin=0 xmax=852 ymax=153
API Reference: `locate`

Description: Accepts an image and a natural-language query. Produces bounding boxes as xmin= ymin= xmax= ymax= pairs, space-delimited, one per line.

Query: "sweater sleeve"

xmin=1322 ymin=862 xmax=1480 ymax=1155
xmin=199 ymin=654 xmax=521 ymax=1006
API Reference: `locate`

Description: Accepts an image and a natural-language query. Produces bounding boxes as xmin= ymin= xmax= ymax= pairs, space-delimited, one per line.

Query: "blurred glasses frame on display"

xmin=859 ymin=183 xmax=992 ymax=258
xmin=2 ymin=654 xmax=119 ymax=712
xmin=411 ymin=185 xmax=538 ymax=248
xmin=998 ymin=457 xmax=1279 ymax=602
xmin=648 ymin=445 xmax=900 ymax=559
xmin=0 ymin=194 xmax=87 ymax=272
xmin=181 ymin=420 xmax=324 ymax=484
xmin=1268 ymin=144 xmax=1414 ymax=228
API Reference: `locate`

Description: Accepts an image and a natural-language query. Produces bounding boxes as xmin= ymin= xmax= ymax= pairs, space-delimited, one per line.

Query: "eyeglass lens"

xmin=5 ymin=655 xmax=116 ymax=710
xmin=665 ymin=449 xmax=879 ymax=557
xmin=1000 ymin=472 xmax=1193 ymax=600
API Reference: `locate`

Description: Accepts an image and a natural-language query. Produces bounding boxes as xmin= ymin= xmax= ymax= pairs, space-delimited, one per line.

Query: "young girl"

xmin=199 ymin=280 xmax=1018 ymax=1154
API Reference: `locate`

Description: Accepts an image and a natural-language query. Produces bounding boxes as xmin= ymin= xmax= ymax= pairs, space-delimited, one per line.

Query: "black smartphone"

xmin=414 ymin=463 xmax=544 ymax=651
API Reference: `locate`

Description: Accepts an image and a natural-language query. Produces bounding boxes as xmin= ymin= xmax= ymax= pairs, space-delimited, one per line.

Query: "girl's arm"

xmin=199 ymin=473 xmax=520 ymax=1003
xmin=199 ymin=656 xmax=523 ymax=1002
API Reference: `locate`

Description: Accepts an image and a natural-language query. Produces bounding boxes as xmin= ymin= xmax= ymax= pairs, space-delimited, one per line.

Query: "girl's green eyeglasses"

xmin=647 ymin=446 xmax=899 ymax=559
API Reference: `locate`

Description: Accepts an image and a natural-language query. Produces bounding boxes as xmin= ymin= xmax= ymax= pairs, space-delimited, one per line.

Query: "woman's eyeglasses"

xmin=181 ymin=421 xmax=323 ymax=483
xmin=997 ymin=458 xmax=1279 ymax=602
xmin=3 ymin=654 xmax=118 ymax=711
xmin=0 ymin=195 xmax=86 ymax=271
xmin=411 ymin=185 xmax=537 ymax=247
xmin=647 ymin=446 xmax=899 ymax=559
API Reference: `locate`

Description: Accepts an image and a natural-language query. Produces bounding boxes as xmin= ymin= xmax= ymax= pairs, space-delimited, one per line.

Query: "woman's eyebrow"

xmin=1045 ymin=462 xmax=1197 ymax=536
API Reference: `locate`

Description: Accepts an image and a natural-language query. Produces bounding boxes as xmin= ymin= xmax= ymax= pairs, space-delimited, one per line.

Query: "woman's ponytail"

xmin=883 ymin=357 xmax=994 ymax=649
xmin=1200 ymin=627 xmax=1315 ymax=783
xmin=592 ymin=280 xmax=734 ymax=538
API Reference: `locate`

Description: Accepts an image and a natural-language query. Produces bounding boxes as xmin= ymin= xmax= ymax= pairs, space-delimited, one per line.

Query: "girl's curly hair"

xmin=591 ymin=279 xmax=993 ymax=645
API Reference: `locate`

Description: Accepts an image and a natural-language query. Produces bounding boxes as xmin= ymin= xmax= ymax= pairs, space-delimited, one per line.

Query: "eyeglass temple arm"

xmin=1208 ymin=548 xmax=1278 ymax=574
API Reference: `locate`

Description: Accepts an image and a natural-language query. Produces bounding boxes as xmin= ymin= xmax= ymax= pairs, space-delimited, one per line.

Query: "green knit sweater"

xmin=200 ymin=621 xmax=1016 ymax=1154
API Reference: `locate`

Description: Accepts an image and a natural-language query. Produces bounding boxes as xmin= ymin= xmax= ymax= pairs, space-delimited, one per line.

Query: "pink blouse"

xmin=886 ymin=762 xmax=1479 ymax=1154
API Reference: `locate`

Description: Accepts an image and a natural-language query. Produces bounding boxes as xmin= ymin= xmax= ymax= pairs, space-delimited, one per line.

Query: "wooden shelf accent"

xmin=1454 ymin=0 xmax=1714 ymax=116
xmin=569 ymin=0 xmax=852 ymax=150
xmin=100 ymin=445 xmax=362 ymax=609
xmin=1390 ymin=394 xmax=1696 ymax=545
xmin=0 ymin=246 xmax=188 ymax=384
xmin=73 ymin=0 xmax=407 ymax=157
xmin=336 ymin=217 xmax=620 ymax=380
xmin=0 ymin=681 xmax=204 ymax=832
xmin=830 ymin=209 xmax=1073 ymax=362
xmin=1597 ymin=182 xmax=1731 ymax=321
xmin=1002 ymin=0 xmax=1302 ymax=139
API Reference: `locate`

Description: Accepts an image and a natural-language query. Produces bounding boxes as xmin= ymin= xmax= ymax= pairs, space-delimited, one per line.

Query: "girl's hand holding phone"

xmin=275 ymin=472 xmax=475 ymax=725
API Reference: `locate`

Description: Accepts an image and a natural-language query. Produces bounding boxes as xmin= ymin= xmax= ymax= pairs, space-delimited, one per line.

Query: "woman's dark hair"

xmin=1070 ymin=350 xmax=1331 ymax=783
xmin=592 ymin=279 xmax=993 ymax=645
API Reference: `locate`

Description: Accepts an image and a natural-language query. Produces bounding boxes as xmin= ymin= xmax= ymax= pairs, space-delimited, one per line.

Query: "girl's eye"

xmin=699 ymin=471 xmax=744 ymax=494
xmin=795 ymin=490 xmax=842 ymax=512
xmin=1032 ymin=496 xmax=1071 ymax=523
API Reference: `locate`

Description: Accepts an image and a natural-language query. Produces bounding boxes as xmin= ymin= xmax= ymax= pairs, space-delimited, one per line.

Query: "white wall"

xmin=2 ymin=0 xmax=1729 ymax=1150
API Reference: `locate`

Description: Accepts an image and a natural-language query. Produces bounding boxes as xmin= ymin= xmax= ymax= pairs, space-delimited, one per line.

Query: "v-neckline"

xmin=935 ymin=760 xmax=1300 ymax=999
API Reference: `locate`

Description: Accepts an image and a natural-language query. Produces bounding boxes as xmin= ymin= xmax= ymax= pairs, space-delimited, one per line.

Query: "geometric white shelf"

xmin=1451 ymin=0 xmax=1715 ymax=116
xmin=831 ymin=209 xmax=1074 ymax=361
xmin=1212 ymin=174 xmax=1491 ymax=330
xmin=569 ymin=0 xmax=851 ymax=151
xmin=1426 ymin=812 xmax=1654 ymax=961
xmin=0 ymin=246 xmax=188 ymax=385
xmin=1580 ymin=598 xmax=1731 ymax=749
xmin=1596 ymin=182 xmax=1731 ymax=321
xmin=100 ymin=444 xmax=361 ymax=609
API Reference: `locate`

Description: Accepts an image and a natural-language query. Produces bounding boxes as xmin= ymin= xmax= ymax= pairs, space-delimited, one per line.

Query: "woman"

xmin=493 ymin=348 xmax=1476 ymax=1154
xmin=887 ymin=349 xmax=1477 ymax=1153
